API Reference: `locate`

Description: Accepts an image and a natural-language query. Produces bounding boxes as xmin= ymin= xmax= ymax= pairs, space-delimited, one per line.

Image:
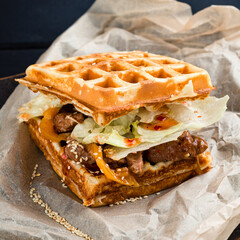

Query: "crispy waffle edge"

xmin=16 ymin=51 xmax=214 ymax=126
xmin=27 ymin=118 xmax=212 ymax=207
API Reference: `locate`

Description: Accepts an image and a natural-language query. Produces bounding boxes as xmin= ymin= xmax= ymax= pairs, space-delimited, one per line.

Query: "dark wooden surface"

xmin=0 ymin=1 xmax=239 ymax=239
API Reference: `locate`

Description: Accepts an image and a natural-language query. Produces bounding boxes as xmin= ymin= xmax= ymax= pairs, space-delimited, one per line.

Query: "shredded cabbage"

xmin=19 ymin=92 xmax=229 ymax=158
xmin=106 ymin=95 xmax=229 ymax=159
xmin=18 ymin=93 xmax=62 ymax=122
xmin=71 ymin=110 xmax=139 ymax=148
xmin=71 ymin=95 xmax=228 ymax=155
xmin=72 ymin=124 xmax=129 ymax=148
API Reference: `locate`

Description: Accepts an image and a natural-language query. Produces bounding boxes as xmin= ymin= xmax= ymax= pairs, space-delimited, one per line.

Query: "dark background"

xmin=1 ymin=0 xmax=240 ymax=107
xmin=0 ymin=1 xmax=240 ymax=238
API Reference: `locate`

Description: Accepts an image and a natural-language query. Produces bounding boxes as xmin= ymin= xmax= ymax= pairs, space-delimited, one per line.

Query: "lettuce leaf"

xmin=106 ymin=131 xmax=184 ymax=160
xmin=71 ymin=116 xmax=136 ymax=148
xmin=167 ymin=96 xmax=229 ymax=130
xmin=107 ymin=95 xmax=229 ymax=159
xmin=19 ymin=92 xmax=228 ymax=155
xmin=70 ymin=95 xmax=229 ymax=154
xmin=133 ymin=122 xmax=183 ymax=143
xmin=17 ymin=93 xmax=62 ymax=122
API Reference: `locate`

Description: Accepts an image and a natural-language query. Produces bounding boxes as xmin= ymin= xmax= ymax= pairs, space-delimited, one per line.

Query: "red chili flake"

xmin=154 ymin=125 xmax=162 ymax=130
xmin=95 ymin=136 xmax=100 ymax=144
xmin=198 ymin=115 xmax=202 ymax=118
xmin=156 ymin=115 xmax=167 ymax=121
xmin=182 ymin=101 xmax=191 ymax=106
xmin=127 ymin=139 xmax=135 ymax=143
xmin=61 ymin=154 xmax=68 ymax=160
xmin=124 ymin=138 xmax=141 ymax=147
xmin=125 ymin=139 xmax=136 ymax=147
xmin=194 ymin=110 xmax=198 ymax=113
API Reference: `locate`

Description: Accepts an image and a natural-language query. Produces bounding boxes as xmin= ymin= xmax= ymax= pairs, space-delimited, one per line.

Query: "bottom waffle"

xmin=27 ymin=118 xmax=212 ymax=207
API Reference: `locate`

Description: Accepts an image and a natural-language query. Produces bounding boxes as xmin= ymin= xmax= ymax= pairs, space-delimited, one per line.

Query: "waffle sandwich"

xmin=16 ymin=51 xmax=228 ymax=207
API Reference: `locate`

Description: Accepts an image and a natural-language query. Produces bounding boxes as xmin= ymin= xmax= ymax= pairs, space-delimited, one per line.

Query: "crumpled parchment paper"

xmin=0 ymin=0 xmax=240 ymax=239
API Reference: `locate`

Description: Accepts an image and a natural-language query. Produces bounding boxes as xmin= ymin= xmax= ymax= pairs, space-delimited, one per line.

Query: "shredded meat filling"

xmin=54 ymin=112 xmax=84 ymax=133
xmin=65 ymin=138 xmax=95 ymax=164
xmin=126 ymin=152 xmax=143 ymax=175
xmin=64 ymin=138 xmax=126 ymax=172
xmin=64 ymin=131 xmax=208 ymax=175
xmin=146 ymin=131 xmax=208 ymax=163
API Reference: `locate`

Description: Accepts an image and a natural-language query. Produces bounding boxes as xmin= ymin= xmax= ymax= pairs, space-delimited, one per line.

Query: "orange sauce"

xmin=86 ymin=143 xmax=139 ymax=187
xmin=39 ymin=107 xmax=67 ymax=142
xmin=140 ymin=114 xmax=178 ymax=131
xmin=124 ymin=138 xmax=141 ymax=147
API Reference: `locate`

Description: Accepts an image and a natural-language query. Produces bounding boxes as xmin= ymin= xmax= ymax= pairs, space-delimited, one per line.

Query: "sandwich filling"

xmin=18 ymin=93 xmax=228 ymax=185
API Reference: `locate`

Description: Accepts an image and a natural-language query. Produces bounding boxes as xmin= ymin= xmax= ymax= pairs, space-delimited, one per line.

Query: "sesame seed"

xmin=29 ymin=164 xmax=93 ymax=240
xmin=67 ymin=166 xmax=71 ymax=170
xmin=78 ymin=144 xmax=84 ymax=149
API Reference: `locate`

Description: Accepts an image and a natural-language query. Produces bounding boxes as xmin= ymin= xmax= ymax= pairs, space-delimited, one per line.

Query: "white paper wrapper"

xmin=1 ymin=0 xmax=240 ymax=239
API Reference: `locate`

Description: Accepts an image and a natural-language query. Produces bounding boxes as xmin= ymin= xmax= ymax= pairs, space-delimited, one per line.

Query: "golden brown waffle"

xmin=16 ymin=51 xmax=214 ymax=125
xmin=27 ymin=118 xmax=212 ymax=207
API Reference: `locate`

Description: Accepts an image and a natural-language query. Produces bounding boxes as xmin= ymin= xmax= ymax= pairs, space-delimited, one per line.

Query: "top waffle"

xmin=16 ymin=51 xmax=214 ymax=126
